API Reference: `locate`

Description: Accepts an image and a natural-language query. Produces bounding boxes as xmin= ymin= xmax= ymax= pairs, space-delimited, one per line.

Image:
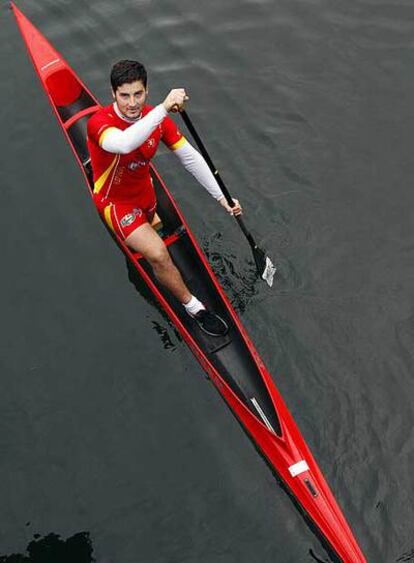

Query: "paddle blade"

xmin=253 ymin=246 xmax=276 ymax=287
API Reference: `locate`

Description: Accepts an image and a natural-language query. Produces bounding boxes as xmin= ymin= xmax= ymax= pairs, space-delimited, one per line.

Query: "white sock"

xmin=183 ymin=295 xmax=205 ymax=315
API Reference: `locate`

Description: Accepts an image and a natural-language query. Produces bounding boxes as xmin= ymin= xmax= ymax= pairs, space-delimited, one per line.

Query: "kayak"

xmin=12 ymin=4 xmax=367 ymax=562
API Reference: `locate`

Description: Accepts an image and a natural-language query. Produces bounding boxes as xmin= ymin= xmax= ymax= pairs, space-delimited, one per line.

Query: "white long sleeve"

xmin=173 ymin=140 xmax=224 ymax=200
xmin=101 ymin=104 xmax=168 ymax=154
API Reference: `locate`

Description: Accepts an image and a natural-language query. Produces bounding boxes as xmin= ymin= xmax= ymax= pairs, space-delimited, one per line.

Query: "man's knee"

xmin=148 ymin=245 xmax=171 ymax=270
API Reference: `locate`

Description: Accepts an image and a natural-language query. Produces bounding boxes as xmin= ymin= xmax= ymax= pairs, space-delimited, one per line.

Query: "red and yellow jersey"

xmin=87 ymin=104 xmax=185 ymax=202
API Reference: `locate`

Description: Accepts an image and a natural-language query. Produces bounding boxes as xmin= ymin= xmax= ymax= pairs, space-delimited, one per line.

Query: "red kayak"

xmin=12 ymin=4 xmax=367 ymax=561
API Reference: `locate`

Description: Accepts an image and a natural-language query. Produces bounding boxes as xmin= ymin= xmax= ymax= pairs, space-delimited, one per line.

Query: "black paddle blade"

xmin=252 ymin=245 xmax=276 ymax=287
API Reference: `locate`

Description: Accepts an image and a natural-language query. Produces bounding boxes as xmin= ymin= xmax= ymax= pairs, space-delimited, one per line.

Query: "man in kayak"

xmin=87 ymin=60 xmax=242 ymax=337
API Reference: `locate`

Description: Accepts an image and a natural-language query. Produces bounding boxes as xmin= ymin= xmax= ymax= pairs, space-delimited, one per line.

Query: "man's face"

xmin=113 ymin=80 xmax=148 ymax=119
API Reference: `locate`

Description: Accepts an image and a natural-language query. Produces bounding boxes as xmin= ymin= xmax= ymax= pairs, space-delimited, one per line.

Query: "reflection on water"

xmin=151 ymin=320 xmax=178 ymax=351
xmin=0 ymin=532 xmax=104 ymax=563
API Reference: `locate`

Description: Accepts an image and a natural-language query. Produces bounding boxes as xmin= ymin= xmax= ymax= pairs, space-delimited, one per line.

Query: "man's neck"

xmin=113 ymin=102 xmax=142 ymax=123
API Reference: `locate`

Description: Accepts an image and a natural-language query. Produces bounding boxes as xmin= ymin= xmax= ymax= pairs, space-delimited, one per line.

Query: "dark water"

xmin=2 ymin=1 xmax=414 ymax=561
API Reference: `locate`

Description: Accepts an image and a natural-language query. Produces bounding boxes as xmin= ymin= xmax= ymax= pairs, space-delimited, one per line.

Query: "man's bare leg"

xmin=125 ymin=223 xmax=192 ymax=303
xmin=124 ymin=222 xmax=228 ymax=336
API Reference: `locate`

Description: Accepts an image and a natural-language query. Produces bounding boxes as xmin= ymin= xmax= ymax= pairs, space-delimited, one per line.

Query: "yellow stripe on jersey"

xmin=103 ymin=204 xmax=115 ymax=233
xmin=93 ymin=155 xmax=118 ymax=194
xmin=99 ymin=126 xmax=118 ymax=147
xmin=169 ymin=136 xmax=187 ymax=151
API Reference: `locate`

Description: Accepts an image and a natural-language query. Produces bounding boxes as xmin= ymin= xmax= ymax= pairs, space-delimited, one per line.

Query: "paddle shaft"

xmin=180 ymin=110 xmax=258 ymax=251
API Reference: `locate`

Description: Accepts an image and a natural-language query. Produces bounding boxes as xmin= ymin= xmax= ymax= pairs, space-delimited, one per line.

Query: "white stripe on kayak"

xmin=289 ymin=460 xmax=309 ymax=477
xmin=41 ymin=58 xmax=60 ymax=71
xmin=251 ymin=397 xmax=275 ymax=433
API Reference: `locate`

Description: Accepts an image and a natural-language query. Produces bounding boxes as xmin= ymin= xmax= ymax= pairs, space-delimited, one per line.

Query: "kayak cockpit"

xmin=140 ymin=170 xmax=284 ymax=437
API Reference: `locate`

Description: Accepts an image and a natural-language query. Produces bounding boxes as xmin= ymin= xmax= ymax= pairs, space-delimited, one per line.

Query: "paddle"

xmin=180 ymin=109 xmax=276 ymax=287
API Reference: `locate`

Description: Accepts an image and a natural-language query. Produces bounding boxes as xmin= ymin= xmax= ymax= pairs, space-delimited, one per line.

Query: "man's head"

xmin=110 ymin=60 xmax=148 ymax=119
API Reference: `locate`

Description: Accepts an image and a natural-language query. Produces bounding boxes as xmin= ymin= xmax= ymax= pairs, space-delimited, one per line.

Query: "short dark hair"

xmin=110 ymin=60 xmax=147 ymax=91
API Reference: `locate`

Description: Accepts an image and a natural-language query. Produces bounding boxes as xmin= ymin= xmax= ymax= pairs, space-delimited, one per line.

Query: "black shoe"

xmin=190 ymin=309 xmax=228 ymax=337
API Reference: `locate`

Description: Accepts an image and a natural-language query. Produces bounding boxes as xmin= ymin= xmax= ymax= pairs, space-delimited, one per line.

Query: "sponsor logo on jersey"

xmin=147 ymin=137 xmax=155 ymax=148
xmin=120 ymin=208 xmax=142 ymax=227
xmin=128 ymin=160 xmax=147 ymax=171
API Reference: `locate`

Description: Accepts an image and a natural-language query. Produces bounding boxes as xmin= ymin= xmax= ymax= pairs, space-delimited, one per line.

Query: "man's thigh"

xmin=124 ymin=222 xmax=167 ymax=261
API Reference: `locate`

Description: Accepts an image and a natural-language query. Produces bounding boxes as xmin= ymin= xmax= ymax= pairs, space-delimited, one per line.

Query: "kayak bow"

xmin=12 ymin=4 xmax=366 ymax=561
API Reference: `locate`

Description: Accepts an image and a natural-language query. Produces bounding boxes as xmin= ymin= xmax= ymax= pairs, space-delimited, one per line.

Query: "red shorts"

xmin=94 ymin=195 xmax=156 ymax=240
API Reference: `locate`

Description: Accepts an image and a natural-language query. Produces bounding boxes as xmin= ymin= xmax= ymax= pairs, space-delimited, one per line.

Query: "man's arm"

xmin=173 ymin=140 xmax=223 ymax=199
xmin=101 ymin=104 xmax=167 ymax=154
xmin=173 ymin=140 xmax=242 ymax=215
xmin=100 ymin=89 xmax=189 ymax=154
